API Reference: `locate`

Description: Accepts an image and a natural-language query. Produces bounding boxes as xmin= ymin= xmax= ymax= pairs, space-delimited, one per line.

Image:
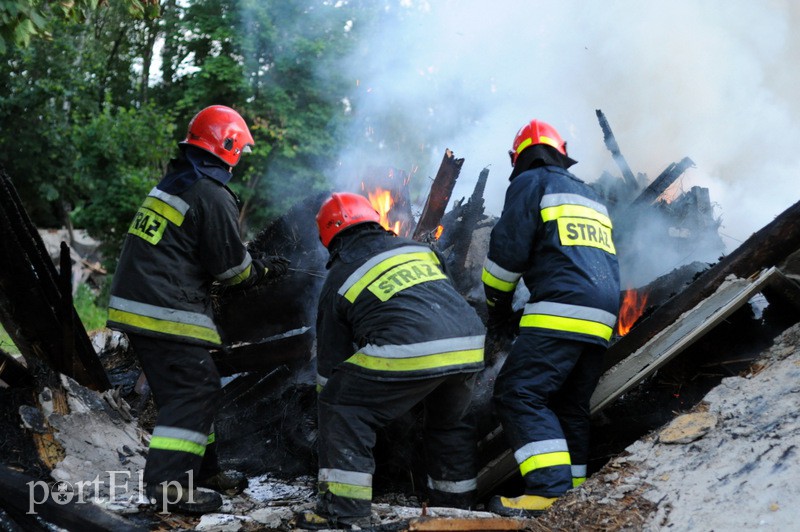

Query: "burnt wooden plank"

xmin=0 ymin=349 xmax=32 ymax=387
xmin=0 ymin=464 xmax=145 ymax=532
xmin=604 ymin=198 xmax=800 ymax=371
xmin=211 ymin=327 xmax=313 ymax=376
xmin=407 ymin=516 xmax=531 ymax=530
xmin=592 ymin=267 xmax=779 ymax=412
xmin=413 ymin=149 xmax=464 ymax=241
xmin=629 ymin=156 xmax=695 ymax=208
xmin=0 ymin=171 xmax=109 ymax=390
xmin=596 ymin=109 xmax=638 ymax=191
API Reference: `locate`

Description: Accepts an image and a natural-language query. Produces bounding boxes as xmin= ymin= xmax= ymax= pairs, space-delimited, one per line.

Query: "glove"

xmin=253 ymin=255 xmax=290 ymax=282
xmin=484 ymin=307 xmax=520 ymax=365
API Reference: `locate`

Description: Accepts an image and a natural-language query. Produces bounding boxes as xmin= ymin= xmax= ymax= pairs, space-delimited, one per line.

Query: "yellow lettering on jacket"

xmin=557 ymin=217 xmax=616 ymax=255
xmin=128 ymin=208 xmax=168 ymax=245
xmin=368 ymin=259 xmax=447 ymax=301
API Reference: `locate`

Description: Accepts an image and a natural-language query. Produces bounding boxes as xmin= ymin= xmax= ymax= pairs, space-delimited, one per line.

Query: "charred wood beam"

xmin=0 ymin=170 xmax=109 ymax=391
xmin=0 ymin=348 xmax=32 ymax=387
xmin=596 ymin=109 xmax=638 ymax=191
xmin=211 ymin=327 xmax=313 ymax=376
xmin=449 ymin=168 xmax=489 ymax=292
xmin=605 ymin=197 xmax=800 ymax=371
xmin=0 ymin=464 xmax=146 ymax=532
xmin=629 ymin=156 xmax=695 ymax=208
xmin=412 ymin=149 xmax=464 ymax=241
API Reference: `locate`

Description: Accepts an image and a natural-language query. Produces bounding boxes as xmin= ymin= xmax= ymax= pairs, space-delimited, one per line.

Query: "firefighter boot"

xmin=487 ymin=494 xmax=557 ymax=518
xmin=197 ymin=469 xmax=248 ymax=496
xmin=147 ymin=483 xmax=223 ymax=515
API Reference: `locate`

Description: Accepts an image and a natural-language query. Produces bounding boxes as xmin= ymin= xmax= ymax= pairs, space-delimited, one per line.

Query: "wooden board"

xmin=591 ymin=267 xmax=779 ymax=411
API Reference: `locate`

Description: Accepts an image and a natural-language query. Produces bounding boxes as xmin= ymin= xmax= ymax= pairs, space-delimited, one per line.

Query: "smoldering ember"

xmin=2 ymin=112 xmax=800 ymax=532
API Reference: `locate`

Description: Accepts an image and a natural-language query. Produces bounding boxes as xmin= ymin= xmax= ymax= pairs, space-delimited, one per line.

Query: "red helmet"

xmin=316 ymin=192 xmax=381 ymax=248
xmin=509 ymin=119 xmax=568 ymax=166
xmin=180 ymin=105 xmax=255 ymax=167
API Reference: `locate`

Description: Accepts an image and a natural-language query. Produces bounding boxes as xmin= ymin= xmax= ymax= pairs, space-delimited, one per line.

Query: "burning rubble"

xmin=2 ymin=111 xmax=800 ymax=530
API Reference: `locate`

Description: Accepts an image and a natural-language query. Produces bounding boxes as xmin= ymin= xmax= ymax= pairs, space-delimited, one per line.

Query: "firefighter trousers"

xmin=316 ymin=371 xmax=479 ymax=518
xmin=128 ymin=334 xmax=222 ymax=490
xmin=493 ymin=332 xmax=605 ymax=497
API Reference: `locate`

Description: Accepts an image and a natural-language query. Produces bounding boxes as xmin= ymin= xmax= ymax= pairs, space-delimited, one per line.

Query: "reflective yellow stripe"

xmin=346 ymin=348 xmax=483 ymax=373
xmin=519 ymin=313 xmax=613 ymax=341
xmin=573 ymin=477 xmax=586 ymax=488
xmin=519 ymin=451 xmax=571 ymax=477
xmin=207 ymin=433 xmax=216 ymax=445
xmin=515 ymin=137 xmax=532 ymax=156
xmin=538 ymin=135 xmax=560 ymax=151
xmin=225 ymin=263 xmax=253 ymax=286
xmin=325 ymin=481 xmax=372 ymax=500
xmin=108 ymin=308 xmax=222 ymax=344
xmin=142 ymin=196 xmax=186 ymax=226
xmin=540 ymin=204 xmax=612 ymax=227
xmin=149 ymin=436 xmax=206 ymax=456
xmin=481 ymin=267 xmax=517 ymax=292
xmin=343 ymin=251 xmax=440 ymax=303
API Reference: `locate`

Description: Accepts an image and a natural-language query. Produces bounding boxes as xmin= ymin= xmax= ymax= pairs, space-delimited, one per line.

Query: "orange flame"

xmin=434 ymin=225 xmax=444 ymax=240
xmin=368 ymin=188 xmax=401 ymax=234
xmin=616 ymin=288 xmax=649 ymax=336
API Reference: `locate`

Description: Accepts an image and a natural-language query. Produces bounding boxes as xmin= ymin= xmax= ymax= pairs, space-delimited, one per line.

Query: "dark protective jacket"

xmin=107 ymin=149 xmax=256 ymax=347
xmin=482 ymin=163 xmax=621 ymax=346
xmin=316 ymin=226 xmax=485 ymax=387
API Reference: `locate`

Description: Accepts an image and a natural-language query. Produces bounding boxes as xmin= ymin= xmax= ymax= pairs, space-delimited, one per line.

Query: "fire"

xmin=434 ymin=225 xmax=444 ymax=240
xmin=367 ymin=188 xmax=401 ymax=235
xmin=616 ymin=288 xmax=649 ymax=336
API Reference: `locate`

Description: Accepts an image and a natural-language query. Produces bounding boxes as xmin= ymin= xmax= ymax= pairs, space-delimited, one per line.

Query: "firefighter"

xmin=483 ymin=119 xmax=620 ymax=517
xmin=107 ymin=105 xmax=288 ymax=513
xmin=295 ymin=192 xmax=485 ymax=530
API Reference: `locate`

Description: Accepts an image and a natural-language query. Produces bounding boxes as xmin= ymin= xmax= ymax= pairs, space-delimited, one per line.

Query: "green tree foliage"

xmin=1 ymin=0 xmax=366 ymax=270
xmin=70 ymin=103 xmax=175 ymax=266
xmin=0 ymin=0 xmax=158 ymax=53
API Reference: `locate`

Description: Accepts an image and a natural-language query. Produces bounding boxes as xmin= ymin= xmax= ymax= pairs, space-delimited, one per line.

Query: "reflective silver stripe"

xmin=523 ymin=302 xmax=617 ymax=328
xmin=483 ymin=258 xmax=523 ymax=284
xmin=152 ymin=426 xmax=208 ymax=446
xmin=319 ymin=468 xmax=372 ymax=487
xmin=149 ymin=187 xmax=190 ymax=215
xmin=514 ymin=439 xmax=569 ymax=463
xmin=571 ymin=464 xmax=587 ymax=477
xmin=359 ymin=335 xmax=484 ymax=359
xmin=108 ymin=296 xmax=217 ymax=329
xmin=540 ymin=193 xmax=609 ymax=217
xmin=215 ymin=252 xmax=253 ymax=282
xmin=427 ymin=476 xmax=477 ymax=493
xmin=316 ymin=374 xmax=328 ymax=388
xmin=337 ymin=245 xmax=433 ymax=297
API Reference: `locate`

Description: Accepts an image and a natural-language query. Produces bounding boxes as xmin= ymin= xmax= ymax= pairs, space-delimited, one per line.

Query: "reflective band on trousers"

xmin=337 ymin=245 xmax=441 ymax=303
xmin=345 ymin=335 xmax=484 ymax=373
xmin=514 ymin=439 xmax=571 ymax=477
xmin=149 ymin=426 xmax=208 ymax=457
xmin=481 ymin=258 xmax=522 ymax=293
xmin=571 ymin=464 xmax=587 ymax=478
xmin=427 ymin=476 xmax=477 ymax=494
xmin=520 ymin=301 xmax=616 ymax=341
xmin=108 ymin=296 xmax=221 ymax=345
xmin=316 ymin=373 xmax=328 ymax=393
xmin=319 ymin=468 xmax=372 ymax=500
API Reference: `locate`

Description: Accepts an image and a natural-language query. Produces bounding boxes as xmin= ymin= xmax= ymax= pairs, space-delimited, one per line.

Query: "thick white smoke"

xmin=332 ymin=0 xmax=800 ymax=275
